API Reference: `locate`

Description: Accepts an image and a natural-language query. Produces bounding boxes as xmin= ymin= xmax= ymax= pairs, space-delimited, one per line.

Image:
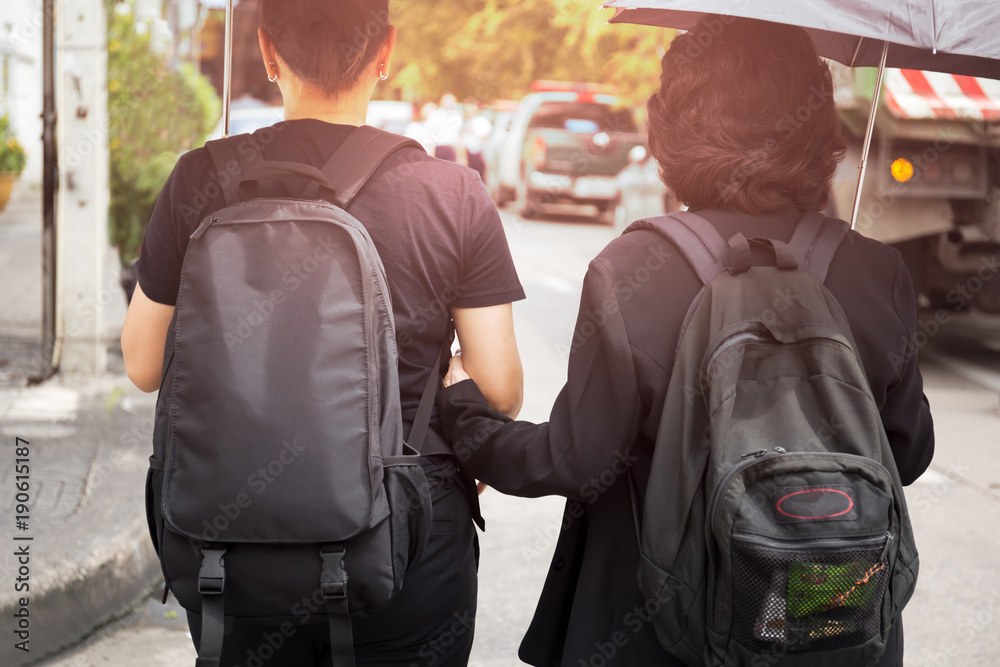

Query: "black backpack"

xmin=145 ymin=126 xmax=436 ymax=667
xmin=626 ymin=211 xmax=919 ymax=667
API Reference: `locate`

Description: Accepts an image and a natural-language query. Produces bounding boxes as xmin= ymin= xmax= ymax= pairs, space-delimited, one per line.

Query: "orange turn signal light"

xmin=890 ymin=158 xmax=914 ymax=183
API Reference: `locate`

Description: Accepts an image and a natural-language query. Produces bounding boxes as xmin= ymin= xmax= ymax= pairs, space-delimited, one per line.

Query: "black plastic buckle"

xmin=198 ymin=546 xmax=226 ymax=595
xmin=319 ymin=545 xmax=348 ymax=600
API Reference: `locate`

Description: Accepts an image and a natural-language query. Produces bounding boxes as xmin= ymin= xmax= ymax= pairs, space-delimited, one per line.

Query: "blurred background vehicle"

xmin=612 ymin=144 xmax=682 ymax=235
xmin=493 ymin=81 xmax=647 ymax=223
xmin=204 ymin=95 xmax=283 ymax=142
xmin=827 ymin=63 xmax=1000 ymax=339
xmin=481 ymin=102 xmax=518 ymax=202
xmin=366 ymin=100 xmax=415 ymax=134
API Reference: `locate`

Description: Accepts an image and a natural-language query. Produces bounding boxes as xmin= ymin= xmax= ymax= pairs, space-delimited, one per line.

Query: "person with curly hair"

xmin=436 ymin=16 xmax=933 ymax=667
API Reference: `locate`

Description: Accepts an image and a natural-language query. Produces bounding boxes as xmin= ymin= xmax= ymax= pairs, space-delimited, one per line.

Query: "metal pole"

xmin=849 ymin=40 xmax=890 ymax=231
xmin=36 ymin=0 xmax=58 ymax=382
xmin=222 ymin=0 xmax=234 ymax=137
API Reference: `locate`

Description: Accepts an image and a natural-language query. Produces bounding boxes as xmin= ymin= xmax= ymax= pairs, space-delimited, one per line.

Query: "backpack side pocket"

xmin=382 ymin=446 xmax=432 ymax=593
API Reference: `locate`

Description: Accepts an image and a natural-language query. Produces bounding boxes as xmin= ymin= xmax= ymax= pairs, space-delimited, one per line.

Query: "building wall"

xmin=2 ymin=0 xmax=44 ymax=188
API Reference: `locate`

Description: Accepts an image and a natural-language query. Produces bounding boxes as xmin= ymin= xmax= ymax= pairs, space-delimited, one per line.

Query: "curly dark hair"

xmin=259 ymin=0 xmax=390 ymax=97
xmin=646 ymin=17 xmax=847 ymax=214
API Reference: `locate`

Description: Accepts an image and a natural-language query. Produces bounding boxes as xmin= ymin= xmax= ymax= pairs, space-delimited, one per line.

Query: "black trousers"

xmin=187 ymin=456 xmax=479 ymax=667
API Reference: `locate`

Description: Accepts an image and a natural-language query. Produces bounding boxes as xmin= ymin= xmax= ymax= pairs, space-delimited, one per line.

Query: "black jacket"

xmin=438 ymin=207 xmax=934 ymax=666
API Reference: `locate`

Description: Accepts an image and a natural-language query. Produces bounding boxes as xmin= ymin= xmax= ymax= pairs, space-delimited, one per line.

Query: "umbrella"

xmin=603 ymin=0 xmax=1000 ymax=228
xmin=222 ymin=0 xmax=235 ymax=138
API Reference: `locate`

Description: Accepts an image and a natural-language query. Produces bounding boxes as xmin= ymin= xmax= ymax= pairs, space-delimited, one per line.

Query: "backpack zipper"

xmin=731 ymin=531 xmax=892 ymax=557
xmin=706 ymin=332 xmax=770 ymax=371
xmin=190 ymin=216 xmax=220 ymax=240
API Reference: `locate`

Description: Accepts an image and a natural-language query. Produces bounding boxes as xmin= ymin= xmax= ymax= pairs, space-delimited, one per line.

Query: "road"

xmin=38 ymin=207 xmax=1000 ymax=666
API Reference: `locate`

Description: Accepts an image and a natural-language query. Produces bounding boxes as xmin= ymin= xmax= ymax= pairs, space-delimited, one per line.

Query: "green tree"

xmin=386 ymin=0 xmax=672 ymax=108
xmin=107 ymin=1 xmax=220 ymax=266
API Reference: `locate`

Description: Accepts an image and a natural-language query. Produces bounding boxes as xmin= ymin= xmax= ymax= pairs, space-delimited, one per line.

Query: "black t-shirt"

xmin=136 ymin=119 xmax=525 ymax=422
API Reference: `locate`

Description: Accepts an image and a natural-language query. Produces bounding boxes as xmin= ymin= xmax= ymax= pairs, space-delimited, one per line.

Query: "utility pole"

xmin=39 ymin=0 xmax=57 ymax=381
xmin=56 ymin=0 xmax=110 ymax=374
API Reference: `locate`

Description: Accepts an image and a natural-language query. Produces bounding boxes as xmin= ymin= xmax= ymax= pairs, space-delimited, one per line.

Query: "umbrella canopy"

xmin=605 ymin=0 xmax=1000 ymax=80
xmin=604 ymin=0 xmax=1000 ymax=228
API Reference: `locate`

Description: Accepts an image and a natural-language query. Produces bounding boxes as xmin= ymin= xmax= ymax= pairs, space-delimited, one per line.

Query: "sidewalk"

xmin=0 ymin=185 xmax=160 ymax=666
xmin=0 ymin=185 xmax=46 ymax=382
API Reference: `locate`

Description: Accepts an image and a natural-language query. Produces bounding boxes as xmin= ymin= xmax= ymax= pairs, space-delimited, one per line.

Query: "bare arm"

xmin=451 ymin=303 xmax=523 ymax=418
xmin=121 ymin=283 xmax=175 ymax=393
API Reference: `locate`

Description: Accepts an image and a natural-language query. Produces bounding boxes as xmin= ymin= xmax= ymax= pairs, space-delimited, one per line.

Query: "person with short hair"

xmin=437 ymin=17 xmax=933 ymax=667
xmin=122 ymin=1 xmax=525 ymax=664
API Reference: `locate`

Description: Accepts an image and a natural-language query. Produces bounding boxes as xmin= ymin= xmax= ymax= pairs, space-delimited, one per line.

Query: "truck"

xmin=493 ymin=81 xmax=646 ymax=223
xmin=828 ymin=64 xmax=1000 ymax=339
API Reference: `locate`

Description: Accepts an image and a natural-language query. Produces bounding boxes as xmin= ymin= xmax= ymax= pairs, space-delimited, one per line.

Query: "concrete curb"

xmin=0 ymin=376 xmax=163 ymax=667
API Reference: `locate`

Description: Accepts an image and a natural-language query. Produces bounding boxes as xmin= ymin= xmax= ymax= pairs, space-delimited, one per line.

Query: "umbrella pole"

xmin=849 ymin=41 xmax=889 ymax=231
xmin=222 ymin=0 xmax=234 ymax=138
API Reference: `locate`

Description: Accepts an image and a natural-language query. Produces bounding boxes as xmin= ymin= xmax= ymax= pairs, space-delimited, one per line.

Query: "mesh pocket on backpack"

xmin=731 ymin=533 xmax=889 ymax=655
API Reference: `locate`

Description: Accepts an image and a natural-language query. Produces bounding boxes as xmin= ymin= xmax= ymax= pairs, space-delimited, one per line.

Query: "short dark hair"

xmin=259 ymin=0 xmax=390 ymax=97
xmin=646 ymin=17 xmax=847 ymax=214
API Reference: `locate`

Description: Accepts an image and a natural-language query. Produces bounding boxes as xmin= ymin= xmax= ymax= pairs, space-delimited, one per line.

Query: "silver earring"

xmin=378 ymin=63 xmax=388 ymax=81
xmin=268 ymin=61 xmax=278 ymax=83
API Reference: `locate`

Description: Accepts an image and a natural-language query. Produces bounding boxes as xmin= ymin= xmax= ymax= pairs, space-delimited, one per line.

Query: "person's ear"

xmin=376 ymin=26 xmax=396 ymax=77
xmin=258 ymin=27 xmax=278 ymax=80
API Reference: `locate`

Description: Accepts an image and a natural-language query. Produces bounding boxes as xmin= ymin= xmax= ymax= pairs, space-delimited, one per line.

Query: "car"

xmin=205 ymin=96 xmax=284 ymax=142
xmin=611 ymin=145 xmax=682 ymax=235
xmin=480 ymin=104 xmax=518 ymax=202
xmin=366 ymin=100 xmax=414 ymax=134
xmin=494 ymin=81 xmax=646 ymax=222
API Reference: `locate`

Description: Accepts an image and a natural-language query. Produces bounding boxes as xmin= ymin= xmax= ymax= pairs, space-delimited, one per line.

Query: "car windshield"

xmin=229 ymin=110 xmax=283 ymax=135
xmin=528 ymin=102 xmax=637 ymax=133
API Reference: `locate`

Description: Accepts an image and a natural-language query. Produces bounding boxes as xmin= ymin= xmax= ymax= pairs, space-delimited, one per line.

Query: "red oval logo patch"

xmin=776 ymin=488 xmax=854 ymax=520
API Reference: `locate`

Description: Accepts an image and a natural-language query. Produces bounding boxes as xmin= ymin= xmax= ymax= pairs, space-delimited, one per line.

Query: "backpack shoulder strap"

xmin=319 ymin=126 xmax=424 ymax=210
xmin=787 ymin=211 xmax=849 ymax=283
xmin=203 ymin=133 xmax=263 ymax=207
xmin=625 ymin=211 xmax=732 ymax=285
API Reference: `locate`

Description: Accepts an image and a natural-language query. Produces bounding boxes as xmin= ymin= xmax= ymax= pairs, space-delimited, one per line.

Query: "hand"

xmin=442 ymin=350 xmax=471 ymax=388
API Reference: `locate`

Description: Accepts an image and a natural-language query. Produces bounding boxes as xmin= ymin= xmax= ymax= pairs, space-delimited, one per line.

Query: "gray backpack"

xmin=626 ymin=212 xmax=918 ymax=667
xmin=146 ymin=127 xmax=435 ymax=667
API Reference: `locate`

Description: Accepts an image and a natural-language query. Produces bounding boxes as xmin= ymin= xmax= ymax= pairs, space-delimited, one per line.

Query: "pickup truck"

xmin=494 ymin=83 xmax=646 ymax=222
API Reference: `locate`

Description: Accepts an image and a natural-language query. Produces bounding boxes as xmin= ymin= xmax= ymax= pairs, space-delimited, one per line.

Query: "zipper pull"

xmin=741 ymin=449 xmax=769 ymax=459
xmin=191 ymin=216 xmax=219 ymax=240
xmin=880 ymin=532 xmax=894 ymax=562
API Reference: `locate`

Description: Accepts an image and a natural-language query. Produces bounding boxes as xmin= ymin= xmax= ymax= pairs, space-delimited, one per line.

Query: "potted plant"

xmin=0 ymin=113 xmax=27 ymax=212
